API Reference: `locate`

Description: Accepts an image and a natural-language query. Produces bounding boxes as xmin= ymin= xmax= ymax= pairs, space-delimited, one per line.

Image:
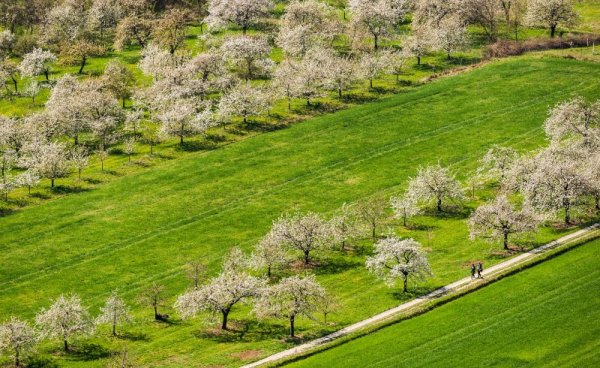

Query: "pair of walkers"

xmin=470 ymin=262 xmax=483 ymax=279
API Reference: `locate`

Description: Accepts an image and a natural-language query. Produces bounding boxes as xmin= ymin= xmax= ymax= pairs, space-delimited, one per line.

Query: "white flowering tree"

xmin=96 ymin=291 xmax=131 ymax=336
xmin=407 ymin=164 xmax=464 ymax=212
xmin=526 ymin=0 xmax=578 ymax=38
xmin=349 ymin=0 xmax=409 ymax=50
xmin=323 ymin=53 xmax=359 ymax=98
xmin=276 ymin=0 xmax=340 ymax=57
xmin=175 ymin=253 xmax=265 ymax=330
xmin=479 ymin=145 xmax=519 ymax=183
xmin=520 ymin=146 xmax=588 ymax=225
xmin=433 ymin=16 xmax=469 ymax=59
xmin=35 ymin=295 xmax=93 ymax=352
xmin=404 ymin=26 xmax=435 ymax=65
xmin=584 ymin=151 xmax=600 ymax=210
xmin=218 ymin=84 xmax=270 ymax=124
xmin=273 ymin=59 xmax=302 ymax=110
xmin=382 ymin=49 xmax=409 ymax=82
xmin=250 ymin=232 xmax=288 ymax=277
xmin=544 ymin=97 xmax=599 ymax=148
xmin=0 ymin=317 xmax=38 ymax=367
xmin=207 ymin=0 xmax=274 ymax=34
xmin=469 ymin=194 xmax=540 ymax=250
xmin=19 ymin=48 xmax=56 ymax=82
xmin=366 ymin=237 xmax=432 ymax=292
xmin=270 ymin=212 xmax=332 ymax=266
xmin=220 ymin=36 xmax=273 ymax=80
xmin=21 ymin=141 xmax=70 ymax=188
xmin=359 ymin=52 xmax=386 ymax=89
xmin=156 ymin=100 xmax=214 ymax=145
xmin=254 ymin=275 xmax=326 ymax=338
xmin=390 ymin=191 xmax=421 ymax=227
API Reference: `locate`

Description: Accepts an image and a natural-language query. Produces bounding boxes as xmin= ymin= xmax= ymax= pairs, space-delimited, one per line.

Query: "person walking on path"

xmin=477 ymin=262 xmax=483 ymax=278
xmin=470 ymin=264 xmax=476 ymax=279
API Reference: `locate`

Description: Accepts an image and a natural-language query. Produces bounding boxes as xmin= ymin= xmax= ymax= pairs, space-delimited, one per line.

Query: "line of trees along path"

xmin=241 ymin=224 xmax=600 ymax=368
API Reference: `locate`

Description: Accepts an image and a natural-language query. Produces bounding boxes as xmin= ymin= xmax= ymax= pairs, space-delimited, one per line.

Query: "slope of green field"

xmin=286 ymin=239 xmax=600 ymax=368
xmin=1 ymin=56 xmax=600 ymax=367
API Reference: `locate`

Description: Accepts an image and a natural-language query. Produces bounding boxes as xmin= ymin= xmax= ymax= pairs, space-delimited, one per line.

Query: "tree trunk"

xmin=64 ymin=339 xmax=69 ymax=352
xmin=369 ymin=78 xmax=373 ymax=89
xmin=289 ymin=315 xmax=295 ymax=337
xmin=14 ymin=347 xmax=20 ymax=366
xmin=338 ymin=88 xmax=342 ymax=98
xmin=403 ymin=214 xmax=407 ymax=227
xmin=403 ymin=275 xmax=408 ymax=293
xmin=267 ymin=265 xmax=272 ymax=278
xmin=503 ymin=232 xmax=509 ymax=250
xmin=303 ymin=250 xmax=310 ymax=267
xmin=372 ymin=224 xmax=376 ymax=240
xmin=180 ymin=135 xmax=184 ymax=145
xmin=417 ymin=56 xmax=421 ymax=65
xmin=564 ymin=206 xmax=570 ymax=225
xmin=11 ymin=77 xmax=17 ymax=93
xmin=44 ymin=70 xmax=49 ymax=81
xmin=221 ymin=309 xmax=229 ymax=330
xmin=550 ymin=25 xmax=557 ymax=38
xmin=595 ymin=193 xmax=599 ymax=210
xmin=78 ymin=55 xmax=87 ymax=74
xmin=51 ymin=178 xmax=55 ymax=188
xmin=437 ymin=198 xmax=442 ymax=212
xmin=122 ymin=98 xmax=126 ymax=108
xmin=154 ymin=305 xmax=159 ymax=320
xmin=373 ymin=34 xmax=378 ymax=51
xmin=78 ymin=169 xmax=82 ymax=181
xmin=113 ymin=312 xmax=117 ymax=336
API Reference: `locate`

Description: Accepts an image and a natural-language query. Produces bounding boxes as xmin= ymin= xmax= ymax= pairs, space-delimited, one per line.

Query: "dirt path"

xmin=242 ymin=224 xmax=599 ymax=368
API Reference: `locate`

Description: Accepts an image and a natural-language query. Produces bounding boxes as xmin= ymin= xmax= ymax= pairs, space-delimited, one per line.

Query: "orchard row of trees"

xmin=2 ymin=96 xmax=598 ymax=366
xmin=0 ymin=0 xmax=585 ymax=202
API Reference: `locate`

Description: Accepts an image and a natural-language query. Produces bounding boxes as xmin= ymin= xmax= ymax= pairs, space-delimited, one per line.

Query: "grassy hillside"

xmin=1 ymin=56 xmax=600 ymax=367
xmin=285 ymin=238 xmax=600 ymax=368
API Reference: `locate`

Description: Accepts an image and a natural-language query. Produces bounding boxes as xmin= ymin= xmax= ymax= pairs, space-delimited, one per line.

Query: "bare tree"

xmin=185 ymin=259 xmax=207 ymax=289
xmin=357 ymin=197 xmax=387 ymax=240
xmin=139 ymin=283 xmax=167 ymax=321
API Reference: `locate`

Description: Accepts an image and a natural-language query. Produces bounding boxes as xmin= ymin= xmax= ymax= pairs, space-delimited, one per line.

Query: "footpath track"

xmin=242 ymin=223 xmax=600 ymax=368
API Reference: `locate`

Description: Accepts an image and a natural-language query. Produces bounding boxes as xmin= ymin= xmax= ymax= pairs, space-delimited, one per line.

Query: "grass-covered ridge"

xmin=285 ymin=238 xmax=600 ymax=368
xmin=1 ymin=56 xmax=600 ymax=367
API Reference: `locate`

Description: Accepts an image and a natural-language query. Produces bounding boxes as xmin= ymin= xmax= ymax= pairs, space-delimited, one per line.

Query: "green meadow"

xmin=286 ymin=238 xmax=600 ymax=368
xmin=1 ymin=55 xmax=599 ymax=367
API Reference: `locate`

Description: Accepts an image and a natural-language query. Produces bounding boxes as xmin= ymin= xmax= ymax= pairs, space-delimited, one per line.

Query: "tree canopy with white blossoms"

xmin=366 ymin=237 xmax=432 ymax=292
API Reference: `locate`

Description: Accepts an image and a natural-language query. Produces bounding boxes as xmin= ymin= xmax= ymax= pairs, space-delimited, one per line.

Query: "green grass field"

xmin=1 ymin=56 xmax=600 ymax=367
xmin=285 ymin=238 xmax=600 ymax=368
